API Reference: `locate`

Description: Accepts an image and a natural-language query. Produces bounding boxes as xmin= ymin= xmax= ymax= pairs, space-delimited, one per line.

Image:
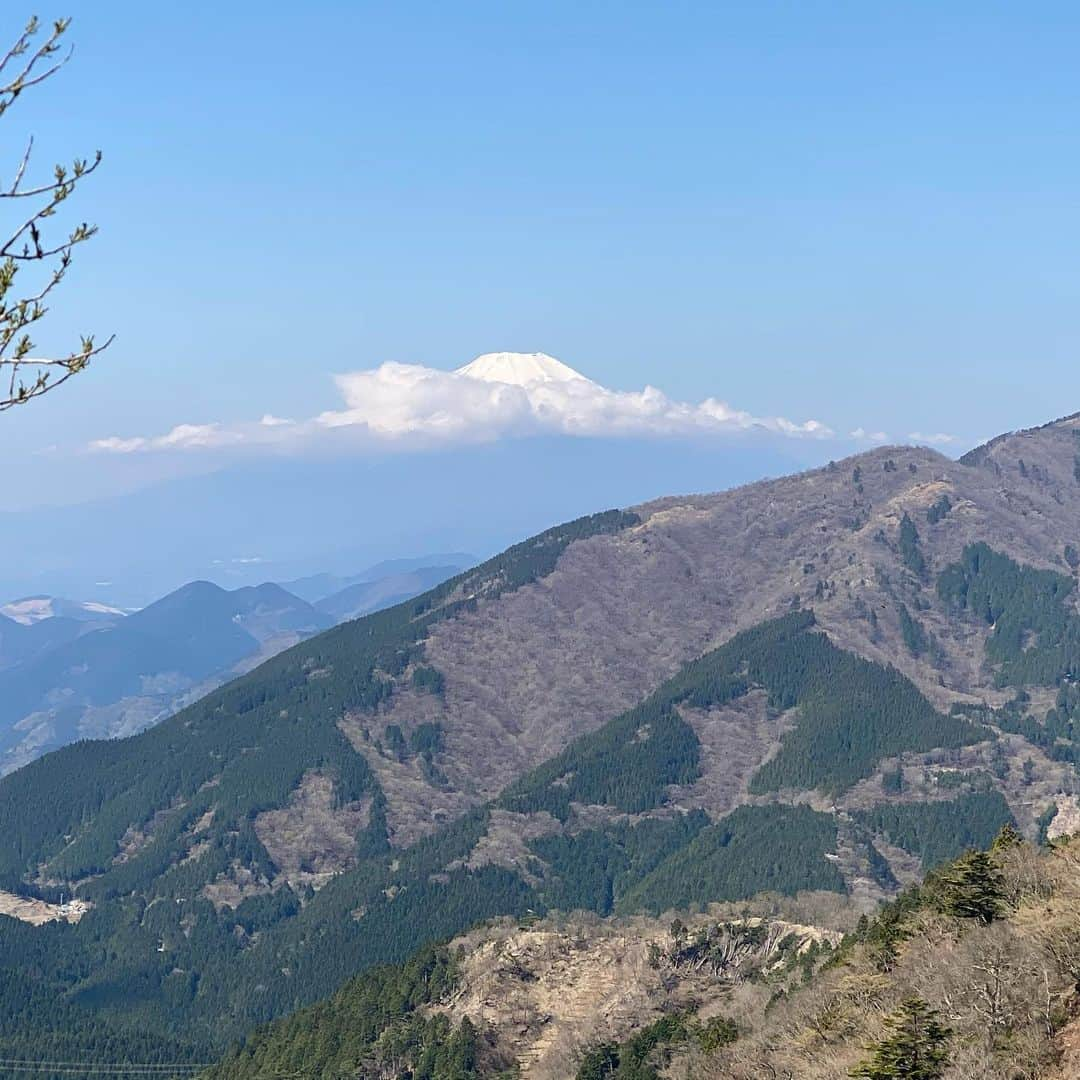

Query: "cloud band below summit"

xmin=90 ymin=351 xmax=835 ymax=454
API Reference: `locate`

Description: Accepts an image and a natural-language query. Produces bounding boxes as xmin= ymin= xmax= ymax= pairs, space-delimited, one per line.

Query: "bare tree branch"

xmin=0 ymin=17 xmax=72 ymax=114
xmin=0 ymin=17 xmax=41 ymax=80
xmin=0 ymin=15 xmax=109 ymax=412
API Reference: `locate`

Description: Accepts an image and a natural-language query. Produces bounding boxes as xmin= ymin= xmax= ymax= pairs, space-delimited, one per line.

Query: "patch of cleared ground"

xmin=674 ymin=690 xmax=785 ymax=819
xmin=253 ymin=770 xmax=371 ymax=891
xmin=0 ymin=889 xmax=88 ymax=925
xmin=439 ymin=905 xmax=848 ymax=1079
xmin=201 ymin=862 xmax=270 ymax=910
xmin=1048 ymin=793 xmax=1080 ymax=841
xmin=339 ymin=712 xmax=475 ymax=848
xmin=446 ymin=809 xmax=562 ymax=883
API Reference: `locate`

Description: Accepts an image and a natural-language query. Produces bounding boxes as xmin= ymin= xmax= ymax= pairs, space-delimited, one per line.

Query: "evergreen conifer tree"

xmin=850 ymin=997 xmax=951 ymax=1079
xmin=443 ymin=1016 xmax=478 ymax=1076
xmin=899 ymin=513 xmax=927 ymax=576
xmin=991 ymin=822 xmax=1023 ymax=852
xmin=939 ymin=849 xmax=1005 ymax=923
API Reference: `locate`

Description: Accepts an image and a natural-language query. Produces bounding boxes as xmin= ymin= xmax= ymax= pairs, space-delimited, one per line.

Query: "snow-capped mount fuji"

xmin=455 ymin=351 xmax=592 ymax=386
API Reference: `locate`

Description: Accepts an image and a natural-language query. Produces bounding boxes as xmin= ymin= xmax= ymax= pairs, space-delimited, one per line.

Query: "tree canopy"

xmin=850 ymin=997 xmax=951 ymax=1079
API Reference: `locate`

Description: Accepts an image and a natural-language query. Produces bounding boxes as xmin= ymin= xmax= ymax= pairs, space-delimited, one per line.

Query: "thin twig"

xmin=0 ymin=16 xmax=110 ymax=411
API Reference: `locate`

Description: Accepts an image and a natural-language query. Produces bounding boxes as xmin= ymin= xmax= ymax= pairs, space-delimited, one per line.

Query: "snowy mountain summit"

xmin=455 ymin=352 xmax=591 ymax=387
xmin=1 ymin=596 xmax=125 ymax=625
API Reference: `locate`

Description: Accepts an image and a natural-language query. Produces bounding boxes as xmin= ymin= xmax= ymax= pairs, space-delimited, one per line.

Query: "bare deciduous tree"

xmin=0 ymin=15 xmax=110 ymax=412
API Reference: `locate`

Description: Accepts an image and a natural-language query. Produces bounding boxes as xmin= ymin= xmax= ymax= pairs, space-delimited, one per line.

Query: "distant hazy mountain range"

xmin=0 ymin=554 xmax=472 ymax=774
xmin=282 ymin=554 xmax=474 ymax=606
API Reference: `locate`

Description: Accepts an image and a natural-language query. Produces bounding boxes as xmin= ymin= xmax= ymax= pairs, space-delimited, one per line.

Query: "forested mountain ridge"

xmin=5 ymin=415 xmax=1080 ymax=1070
xmin=206 ymin=830 xmax=1080 ymax=1079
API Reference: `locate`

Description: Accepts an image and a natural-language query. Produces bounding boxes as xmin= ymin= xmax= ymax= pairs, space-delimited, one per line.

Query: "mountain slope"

xmin=205 ymin=832 xmax=1080 ymax=1080
xmin=280 ymin=553 xmax=474 ymax=604
xmin=0 ymin=611 xmax=89 ymax=671
xmin=339 ymin=420 xmax=1080 ymax=851
xmin=314 ymin=565 xmax=465 ymax=622
xmin=4 ymin=416 xmax=1080 ymax=1065
xmin=0 ymin=565 xmax=469 ymax=776
xmin=0 ymin=580 xmax=332 ymax=775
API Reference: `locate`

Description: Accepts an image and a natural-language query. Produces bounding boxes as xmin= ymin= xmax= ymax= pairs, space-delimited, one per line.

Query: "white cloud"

xmin=850 ymin=427 xmax=889 ymax=443
xmin=89 ymin=423 xmax=242 ymax=454
xmin=318 ymin=358 xmax=834 ymax=442
xmin=907 ymin=431 xmax=957 ymax=446
xmin=89 ymin=351 xmax=839 ymax=455
xmin=89 ymin=436 xmax=145 ymax=453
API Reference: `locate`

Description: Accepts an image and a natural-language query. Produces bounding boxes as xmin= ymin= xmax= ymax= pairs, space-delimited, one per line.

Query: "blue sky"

xmin=2 ymin=2 xmax=1079 ymax=594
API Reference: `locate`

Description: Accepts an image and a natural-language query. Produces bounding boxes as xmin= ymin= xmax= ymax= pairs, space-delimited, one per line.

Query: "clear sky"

xmin=3 ymin=1 xmax=1080 ymax=586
